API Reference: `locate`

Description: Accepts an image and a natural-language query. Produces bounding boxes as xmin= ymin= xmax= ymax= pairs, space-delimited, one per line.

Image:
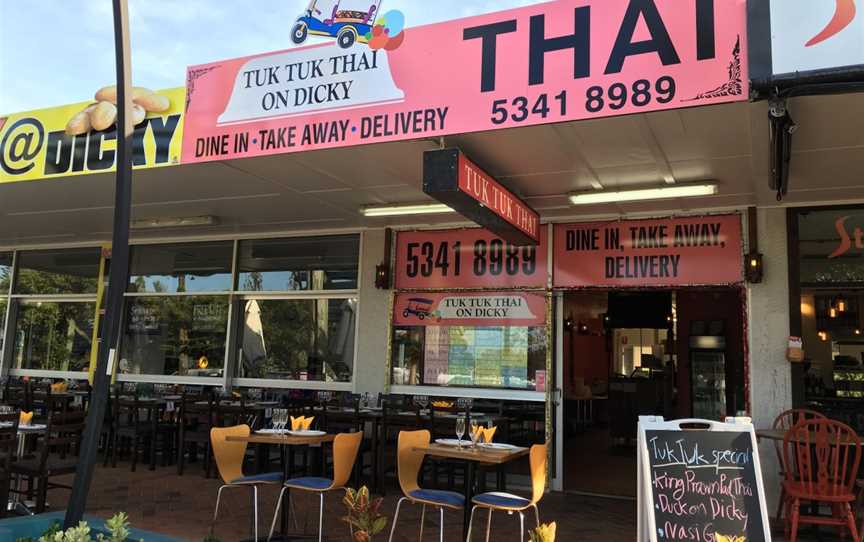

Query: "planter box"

xmin=0 ymin=512 xmax=183 ymax=542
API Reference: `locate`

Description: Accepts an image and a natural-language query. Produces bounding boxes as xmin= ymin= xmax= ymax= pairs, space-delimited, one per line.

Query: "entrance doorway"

xmin=558 ymin=288 xmax=746 ymax=497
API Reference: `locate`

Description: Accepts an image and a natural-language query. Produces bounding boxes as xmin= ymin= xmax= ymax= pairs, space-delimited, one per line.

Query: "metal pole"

xmin=64 ymin=0 xmax=133 ymax=527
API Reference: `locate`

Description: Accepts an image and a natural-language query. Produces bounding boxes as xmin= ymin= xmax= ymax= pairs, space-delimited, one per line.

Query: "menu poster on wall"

xmin=394 ymin=228 xmax=548 ymax=290
xmin=554 ymin=215 xmax=743 ymax=288
xmin=183 ymin=0 xmax=747 ymax=163
xmin=423 ymin=326 xmax=450 ymax=385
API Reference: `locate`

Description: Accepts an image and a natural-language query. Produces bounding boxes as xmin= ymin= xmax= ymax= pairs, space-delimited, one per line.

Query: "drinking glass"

xmin=470 ymin=425 xmax=481 ymax=448
xmin=455 ymin=416 xmax=466 ymax=448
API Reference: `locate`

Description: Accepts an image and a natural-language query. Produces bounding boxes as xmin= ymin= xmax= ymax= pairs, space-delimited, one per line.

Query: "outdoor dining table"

xmin=414 ymin=441 xmax=530 ymax=540
xmin=227 ymin=431 xmax=335 ymax=541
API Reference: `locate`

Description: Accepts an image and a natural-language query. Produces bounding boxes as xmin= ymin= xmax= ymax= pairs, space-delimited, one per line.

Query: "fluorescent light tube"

xmin=569 ymin=184 xmax=718 ymax=205
xmin=130 ymin=215 xmax=216 ymax=230
xmin=362 ymin=203 xmax=455 ymax=217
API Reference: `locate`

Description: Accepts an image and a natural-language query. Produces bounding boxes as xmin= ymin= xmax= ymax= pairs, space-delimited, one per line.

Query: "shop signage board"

xmin=393 ymin=291 xmax=546 ymax=327
xmin=553 ymin=215 xmax=743 ymax=288
xmin=749 ymin=0 xmax=864 ymax=88
xmin=394 ymin=227 xmax=548 ymax=290
xmin=423 ymin=149 xmax=540 ymax=245
xmin=0 ymin=87 xmax=185 ymax=184
xmin=636 ymin=416 xmax=772 ymax=542
xmin=182 ymin=0 xmax=748 ymax=163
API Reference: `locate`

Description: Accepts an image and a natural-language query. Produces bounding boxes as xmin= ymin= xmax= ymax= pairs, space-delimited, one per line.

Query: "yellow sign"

xmin=0 ymin=86 xmax=185 ymax=183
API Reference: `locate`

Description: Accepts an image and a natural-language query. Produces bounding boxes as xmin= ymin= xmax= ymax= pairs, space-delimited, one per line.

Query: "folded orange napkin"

xmin=471 ymin=424 xmax=497 ymax=443
xmin=290 ymin=416 xmax=314 ymax=430
xmin=50 ymin=382 xmax=68 ymax=393
xmin=19 ymin=411 xmax=33 ymax=426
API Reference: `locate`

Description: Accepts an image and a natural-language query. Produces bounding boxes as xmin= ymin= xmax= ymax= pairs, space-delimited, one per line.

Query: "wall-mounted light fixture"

xmin=375 ymin=228 xmax=393 ymax=289
xmin=745 ymin=208 xmax=764 ymax=284
xmin=836 ymin=295 xmax=847 ymax=313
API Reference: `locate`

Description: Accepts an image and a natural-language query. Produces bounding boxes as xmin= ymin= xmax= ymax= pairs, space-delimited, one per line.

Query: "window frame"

xmin=0 ymin=231 xmax=363 ymax=389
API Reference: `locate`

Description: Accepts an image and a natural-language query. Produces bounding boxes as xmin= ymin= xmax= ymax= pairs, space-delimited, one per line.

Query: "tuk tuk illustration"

xmin=403 ymin=297 xmax=434 ymax=320
xmin=291 ymin=0 xmax=383 ymax=49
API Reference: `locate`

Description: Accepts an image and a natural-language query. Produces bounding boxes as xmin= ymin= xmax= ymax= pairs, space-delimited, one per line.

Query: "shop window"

xmin=13 ymin=301 xmax=95 ymax=371
xmin=391 ymin=324 xmax=548 ymax=390
xmin=0 ymin=252 xmax=11 ymax=355
xmin=794 ymin=208 xmax=864 ymax=432
xmin=236 ymin=235 xmax=359 ymax=292
xmin=128 ymin=241 xmax=233 ymax=293
xmin=119 ymin=296 xmax=228 ymax=377
xmin=235 ymin=298 xmax=356 ymax=382
xmin=14 ymin=248 xmax=100 ymax=295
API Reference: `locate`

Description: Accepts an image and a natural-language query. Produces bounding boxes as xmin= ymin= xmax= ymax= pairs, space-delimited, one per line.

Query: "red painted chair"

xmin=772 ymin=409 xmax=827 ymax=522
xmin=781 ymin=418 xmax=861 ymax=542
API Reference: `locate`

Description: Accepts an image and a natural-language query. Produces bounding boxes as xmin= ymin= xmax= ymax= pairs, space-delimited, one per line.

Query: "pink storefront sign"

xmin=182 ymin=0 xmax=748 ymax=163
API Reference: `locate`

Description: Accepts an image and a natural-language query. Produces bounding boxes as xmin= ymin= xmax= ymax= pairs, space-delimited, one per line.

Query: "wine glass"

xmin=470 ymin=423 xmax=482 ymax=448
xmin=415 ymin=395 xmax=428 ymax=414
xmin=455 ymin=416 xmax=466 ymax=449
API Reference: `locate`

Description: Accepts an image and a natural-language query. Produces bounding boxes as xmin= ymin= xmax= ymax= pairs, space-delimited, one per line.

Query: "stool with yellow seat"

xmin=466 ymin=443 xmax=547 ymax=542
xmin=210 ymin=425 xmax=282 ymax=542
xmin=388 ymin=429 xmax=465 ymax=542
xmin=267 ymin=431 xmax=363 ymax=542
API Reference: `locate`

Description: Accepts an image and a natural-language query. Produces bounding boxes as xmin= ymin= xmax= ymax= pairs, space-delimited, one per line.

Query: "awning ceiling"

xmin=1 ymin=92 xmax=863 ymax=248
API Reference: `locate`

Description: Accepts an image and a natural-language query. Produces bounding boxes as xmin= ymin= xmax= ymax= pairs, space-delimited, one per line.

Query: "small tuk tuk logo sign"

xmin=291 ymin=1 xmax=406 ymax=51
xmin=395 ymin=293 xmax=543 ymax=326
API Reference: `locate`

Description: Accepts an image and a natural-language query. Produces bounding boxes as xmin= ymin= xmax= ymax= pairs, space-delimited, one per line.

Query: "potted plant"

xmin=529 ymin=522 xmax=557 ymax=542
xmin=341 ymin=486 xmax=387 ymax=542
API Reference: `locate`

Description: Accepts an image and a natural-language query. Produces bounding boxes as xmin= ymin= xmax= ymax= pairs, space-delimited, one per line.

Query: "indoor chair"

xmin=388 ymin=429 xmax=465 ymax=542
xmin=210 ymin=425 xmax=282 ymax=542
xmin=467 ymin=443 xmax=547 ymax=542
xmin=267 ymin=431 xmax=363 ymax=542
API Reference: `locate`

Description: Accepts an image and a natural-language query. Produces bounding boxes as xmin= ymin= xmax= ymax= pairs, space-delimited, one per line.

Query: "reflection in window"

xmin=14 ymin=248 xmax=100 ymax=295
xmin=13 ymin=302 xmax=94 ymax=371
xmin=0 ymin=252 xmax=12 ymax=293
xmin=237 ymin=235 xmax=360 ymax=291
xmin=120 ymin=296 xmax=228 ymax=377
xmin=391 ymin=325 xmax=548 ymax=390
xmin=128 ymin=242 xmax=233 ymax=293
xmin=236 ymin=298 xmax=356 ymax=382
xmin=0 ymin=299 xmax=6 ymax=356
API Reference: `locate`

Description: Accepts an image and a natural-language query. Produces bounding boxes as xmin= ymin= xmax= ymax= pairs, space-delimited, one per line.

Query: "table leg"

xmin=463 ymin=461 xmax=476 ymax=540
xmin=371 ymin=419 xmax=380 ymax=494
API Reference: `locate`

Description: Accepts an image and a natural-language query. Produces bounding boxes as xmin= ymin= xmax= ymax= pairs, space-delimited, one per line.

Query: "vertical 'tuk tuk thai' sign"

xmin=423 ymin=149 xmax=540 ymax=246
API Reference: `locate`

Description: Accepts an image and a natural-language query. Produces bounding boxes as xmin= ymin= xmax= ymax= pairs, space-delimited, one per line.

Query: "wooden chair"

xmin=211 ymin=425 xmax=282 ymax=542
xmin=177 ymin=390 xmax=216 ymax=477
xmin=0 ymin=412 xmax=19 ymax=519
xmin=11 ymin=410 xmax=85 ymax=513
xmin=467 ymin=443 xmax=548 ymax=542
xmin=267 ymin=431 xmax=363 ymax=542
xmin=772 ymin=408 xmax=827 ymax=522
xmin=388 ymin=429 xmax=464 ymax=542
xmin=781 ymin=418 xmax=861 ymax=542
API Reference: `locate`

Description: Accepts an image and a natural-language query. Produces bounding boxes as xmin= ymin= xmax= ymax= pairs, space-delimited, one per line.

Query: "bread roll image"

xmin=133 ymin=92 xmax=170 ymax=113
xmin=89 ymin=101 xmax=117 ymax=131
xmin=132 ymin=104 xmax=146 ymax=125
xmin=94 ymin=85 xmax=155 ymax=104
xmin=65 ymin=104 xmax=95 ymax=136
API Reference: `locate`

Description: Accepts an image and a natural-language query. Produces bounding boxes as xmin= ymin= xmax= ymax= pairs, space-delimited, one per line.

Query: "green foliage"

xmin=341 ymin=486 xmax=387 ymax=542
xmin=17 ymin=513 xmax=143 ymax=542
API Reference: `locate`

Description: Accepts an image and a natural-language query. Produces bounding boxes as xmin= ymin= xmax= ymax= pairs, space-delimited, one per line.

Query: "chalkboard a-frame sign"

xmin=637 ymin=417 xmax=772 ymax=542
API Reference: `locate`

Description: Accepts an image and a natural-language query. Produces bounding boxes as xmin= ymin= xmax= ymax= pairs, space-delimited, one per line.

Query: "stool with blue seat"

xmin=388 ymin=429 xmax=465 ymax=542
xmin=466 ymin=443 xmax=547 ymax=542
xmin=267 ymin=431 xmax=363 ymax=542
xmin=210 ymin=425 xmax=283 ymax=542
